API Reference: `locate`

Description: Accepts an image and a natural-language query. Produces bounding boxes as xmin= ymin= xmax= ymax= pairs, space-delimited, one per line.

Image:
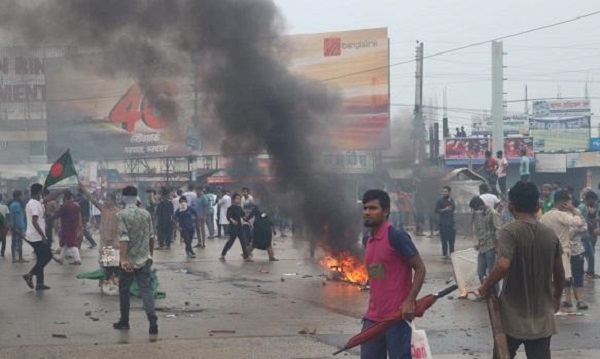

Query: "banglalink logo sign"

xmin=323 ymin=37 xmax=380 ymax=57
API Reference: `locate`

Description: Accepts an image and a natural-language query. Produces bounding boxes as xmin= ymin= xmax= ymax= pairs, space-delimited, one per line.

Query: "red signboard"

xmin=445 ymin=137 xmax=534 ymax=160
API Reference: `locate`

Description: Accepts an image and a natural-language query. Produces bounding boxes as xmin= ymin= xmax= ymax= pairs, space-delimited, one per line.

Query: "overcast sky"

xmin=275 ymin=0 xmax=600 ymax=130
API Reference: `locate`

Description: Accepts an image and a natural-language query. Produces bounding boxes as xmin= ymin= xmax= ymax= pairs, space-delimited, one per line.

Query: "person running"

xmin=22 ymin=183 xmax=53 ymax=291
xmin=174 ymin=197 xmax=198 ymax=258
xmin=479 ymin=181 xmax=565 ymax=359
xmin=113 ymin=185 xmax=158 ymax=335
xmin=77 ymin=188 xmax=97 ymax=249
xmin=435 ymin=186 xmax=456 ymax=259
xmin=55 ymin=190 xmax=83 ymax=265
xmin=247 ymin=206 xmax=278 ymax=261
xmin=219 ymin=193 xmax=251 ymax=262
xmin=8 ymin=190 xmax=27 ymax=263
xmin=154 ymin=188 xmax=174 ymax=250
xmin=360 ymin=189 xmax=426 ymax=358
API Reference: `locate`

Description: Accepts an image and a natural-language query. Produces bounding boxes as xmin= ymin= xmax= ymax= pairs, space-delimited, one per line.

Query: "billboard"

xmin=444 ymin=137 xmax=533 ymax=160
xmin=529 ymin=116 xmax=590 ymax=152
xmin=471 ymin=114 xmax=529 ymax=136
xmin=45 ymin=53 xmax=209 ymax=160
xmin=444 ymin=138 xmax=490 ymax=160
xmin=288 ymin=28 xmax=390 ymax=150
xmin=46 ymin=28 xmax=390 ymax=161
xmin=532 ymin=100 xmax=591 ymax=117
xmin=535 ymin=153 xmax=567 ymax=173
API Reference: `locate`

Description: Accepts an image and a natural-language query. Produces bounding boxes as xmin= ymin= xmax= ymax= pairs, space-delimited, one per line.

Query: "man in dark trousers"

xmin=22 ymin=183 xmax=53 ymax=291
xmin=360 ymin=189 xmax=426 ymax=358
xmin=113 ymin=186 xmax=158 ymax=335
xmin=479 ymin=181 xmax=565 ymax=359
xmin=77 ymin=188 xmax=97 ymax=249
xmin=174 ymin=197 xmax=198 ymax=258
xmin=154 ymin=188 xmax=174 ymax=250
xmin=435 ymin=186 xmax=456 ymax=259
xmin=219 ymin=193 xmax=251 ymax=262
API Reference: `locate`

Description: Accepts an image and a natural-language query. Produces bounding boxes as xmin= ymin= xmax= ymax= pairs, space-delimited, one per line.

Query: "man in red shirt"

xmin=483 ymin=150 xmax=499 ymax=192
xmin=361 ymin=189 xmax=426 ymax=358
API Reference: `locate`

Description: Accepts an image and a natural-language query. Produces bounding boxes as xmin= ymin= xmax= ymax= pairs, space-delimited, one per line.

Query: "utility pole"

xmin=414 ymin=42 xmax=424 ymax=167
xmin=491 ymin=41 xmax=504 ymax=156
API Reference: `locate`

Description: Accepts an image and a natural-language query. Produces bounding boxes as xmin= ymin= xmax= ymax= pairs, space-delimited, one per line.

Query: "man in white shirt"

xmin=0 ymin=195 xmax=9 ymax=217
xmin=217 ymin=190 xmax=232 ymax=238
xmin=496 ymin=150 xmax=509 ymax=195
xmin=479 ymin=183 xmax=500 ymax=209
xmin=23 ymin=183 xmax=53 ymax=291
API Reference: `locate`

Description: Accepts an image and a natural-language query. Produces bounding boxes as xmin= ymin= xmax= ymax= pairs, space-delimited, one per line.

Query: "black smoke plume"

xmin=0 ymin=0 xmax=361 ymax=255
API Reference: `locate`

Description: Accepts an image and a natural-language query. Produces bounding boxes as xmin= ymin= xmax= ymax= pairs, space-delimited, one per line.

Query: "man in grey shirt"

xmin=479 ymin=181 xmax=565 ymax=359
xmin=113 ymin=186 xmax=158 ymax=335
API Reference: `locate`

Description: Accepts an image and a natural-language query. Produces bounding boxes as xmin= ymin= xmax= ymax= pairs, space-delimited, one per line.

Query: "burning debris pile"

xmin=321 ymin=253 xmax=368 ymax=287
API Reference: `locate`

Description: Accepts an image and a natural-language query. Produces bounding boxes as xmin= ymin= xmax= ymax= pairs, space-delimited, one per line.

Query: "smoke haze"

xmin=0 ymin=0 xmax=360 ymax=254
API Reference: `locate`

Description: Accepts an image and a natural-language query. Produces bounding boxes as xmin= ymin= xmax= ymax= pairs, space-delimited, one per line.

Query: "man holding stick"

xmin=478 ymin=181 xmax=565 ymax=359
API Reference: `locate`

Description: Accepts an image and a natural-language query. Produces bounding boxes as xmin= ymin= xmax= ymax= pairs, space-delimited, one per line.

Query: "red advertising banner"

xmin=445 ymin=137 xmax=533 ymax=160
xmin=445 ymin=138 xmax=491 ymax=160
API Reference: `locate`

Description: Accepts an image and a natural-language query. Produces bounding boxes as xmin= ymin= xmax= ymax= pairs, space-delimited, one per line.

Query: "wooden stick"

xmin=487 ymin=294 xmax=510 ymax=359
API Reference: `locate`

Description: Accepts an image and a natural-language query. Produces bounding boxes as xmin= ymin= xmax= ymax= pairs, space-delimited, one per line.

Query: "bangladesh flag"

xmin=44 ymin=149 xmax=78 ymax=189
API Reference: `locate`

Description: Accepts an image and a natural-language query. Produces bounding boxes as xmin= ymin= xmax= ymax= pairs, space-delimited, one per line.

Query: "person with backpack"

xmin=360 ymin=189 xmax=426 ymax=358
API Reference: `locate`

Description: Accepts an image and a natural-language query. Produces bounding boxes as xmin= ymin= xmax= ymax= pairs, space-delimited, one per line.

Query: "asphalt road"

xmin=0 ymin=231 xmax=599 ymax=358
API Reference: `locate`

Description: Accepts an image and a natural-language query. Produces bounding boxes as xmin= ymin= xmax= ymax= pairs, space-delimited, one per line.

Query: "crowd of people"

xmin=446 ymin=170 xmax=600 ymax=316
xmin=0 ymin=183 xmax=286 ymax=266
xmin=0 ymin=181 xmax=291 ymax=335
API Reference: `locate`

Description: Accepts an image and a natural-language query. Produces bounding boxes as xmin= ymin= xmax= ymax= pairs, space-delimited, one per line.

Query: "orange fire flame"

xmin=321 ymin=252 xmax=368 ymax=286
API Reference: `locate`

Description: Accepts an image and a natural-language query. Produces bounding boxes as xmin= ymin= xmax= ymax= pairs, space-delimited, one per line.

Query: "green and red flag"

xmin=44 ymin=149 xmax=78 ymax=189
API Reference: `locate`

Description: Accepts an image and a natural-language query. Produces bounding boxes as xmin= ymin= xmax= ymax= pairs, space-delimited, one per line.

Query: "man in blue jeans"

xmin=361 ymin=189 xmax=426 ymax=358
xmin=470 ymin=196 xmax=501 ymax=287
